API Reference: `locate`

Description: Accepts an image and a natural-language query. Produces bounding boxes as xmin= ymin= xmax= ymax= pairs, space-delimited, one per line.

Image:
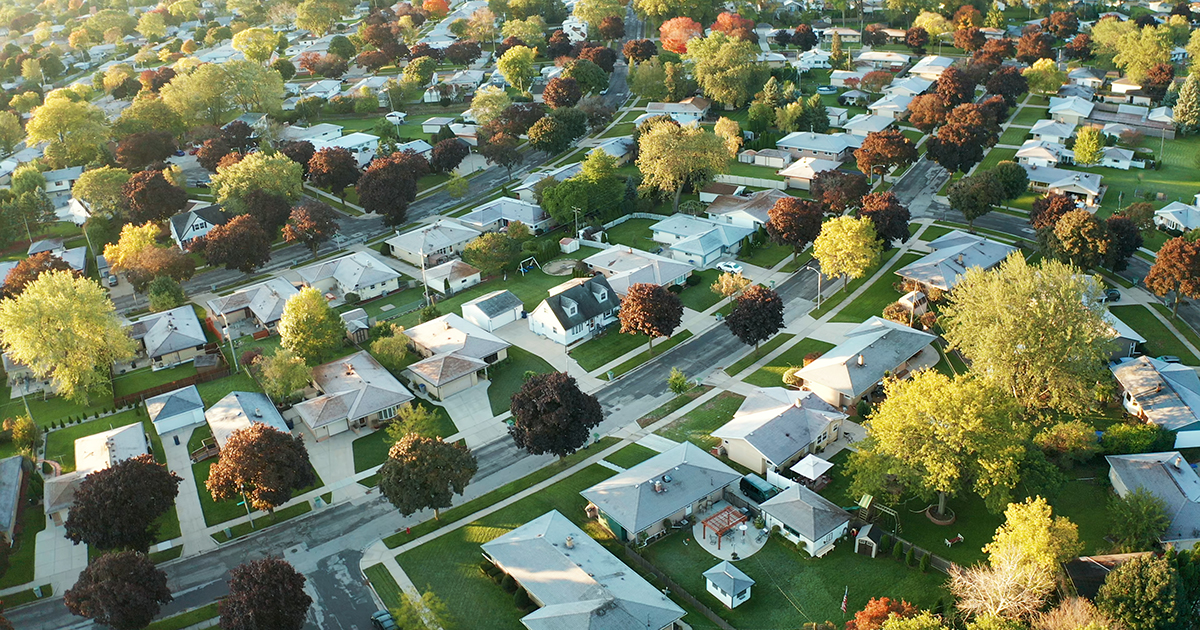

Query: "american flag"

xmin=841 ymin=586 xmax=848 ymax=613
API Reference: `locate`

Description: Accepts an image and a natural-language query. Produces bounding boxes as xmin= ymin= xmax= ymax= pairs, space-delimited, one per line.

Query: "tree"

xmin=478 ymin=132 xmax=522 ymax=178
xmin=940 ymin=256 xmax=1113 ymax=414
xmin=307 ymin=147 xmax=360 ymax=197
xmin=123 ymin=169 xmax=187 ymax=224
xmin=509 ymin=372 xmax=603 ymax=459
xmin=851 ymin=371 xmax=1027 ymax=517
xmin=196 ymin=138 xmax=232 ymax=172
xmin=927 ymin=104 xmax=998 ymax=174
xmin=574 ymin=0 xmax=622 ymax=31
xmin=1097 ymin=554 xmax=1179 ymax=630
xmin=637 ymin=121 xmax=728 ymax=211
xmin=858 ymin=192 xmax=911 ymax=250
xmin=497 ymin=45 xmax=537 ymax=93
xmin=1044 ymin=11 xmax=1079 ymax=37
xmin=0 ymin=271 xmax=135 ymax=403
xmin=562 ymin=59 xmax=610 ymax=95
xmin=936 ymin=67 xmax=977 ymax=107
xmin=711 ymin=272 xmax=751 ymax=302
xmin=232 ymin=27 xmax=278 ymax=64
xmin=1034 ymin=420 xmax=1099 ymax=468
xmin=949 ymin=174 xmax=1004 ymax=229
xmin=64 ymin=551 xmax=172 ymax=630
xmin=210 ymin=151 xmax=304 ymax=214
xmin=220 ymin=557 xmax=312 ymax=630
xmin=471 ymin=86 xmax=512 ymax=127
xmin=950 ymin=556 xmax=1055 ymax=621
xmin=278 ymin=287 xmax=346 ymax=365
xmin=1108 ymin=487 xmax=1170 ymax=553
xmin=660 ymin=17 xmax=702 ymax=54
xmin=1063 ymin=33 xmax=1094 ymax=61
xmin=1016 ymin=30 xmax=1054 ymax=64
xmin=906 ymin=94 xmax=950 ymax=133
xmin=3 ymin=252 xmax=74 ymax=298
xmin=203 ymin=214 xmax=272 ymax=273
xmin=1019 ymin=57 xmax=1065 ymax=96
xmin=1072 ymin=126 xmax=1104 ymax=166
xmin=619 ymin=283 xmax=684 ymax=354
xmin=257 ymin=349 xmax=312 ymax=401
xmin=370 ymin=332 xmax=410 ymax=375
xmin=358 ymin=151 xmax=428 ymax=226
xmin=855 ymin=130 xmax=918 ymax=183
xmin=296 ymin=0 xmax=345 ymax=35
xmin=379 ymin=434 xmax=477 ymax=519
xmin=954 ymin=27 xmax=986 ymax=52
xmin=463 ymin=232 xmax=518 ymax=276
xmin=25 ymin=94 xmax=108 ymax=167
xmin=684 ymin=32 xmax=767 ymax=107
xmin=984 ymin=497 xmax=1082 ymax=577
xmin=623 ymin=39 xmax=657 ymax=64
xmin=147 ymin=276 xmax=186 ymax=312
xmin=905 ymin=27 xmax=929 ymax=54
xmin=1052 ymin=209 xmax=1109 ymax=268
xmin=1145 ymin=236 xmax=1200 ymax=314
xmin=1114 ymin=25 xmax=1172 ymax=84
xmin=766 ymin=197 xmax=823 ymax=253
xmin=72 ymin=167 xmax=130 ymax=218
xmin=1106 ymin=216 xmax=1144 ymax=272
xmin=793 ymin=24 xmax=817 ymax=51
xmin=544 ymin=77 xmax=582 ymax=109
xmin=860 ymin=71 xmax=895 ymax=95
xmin=283 ymin=201 xmax=340 ymax=259
xmin=65 ymin=454 xmax=181 ymax=552
xmin=207 ymin=423 xmax=316 ymax=513
xmin=813 ymin=216 xmax=881 ymax=291
xmin=1174 ymin=73 xmax=1200 ymax=134
xmin=237 ymin=191 xmax=290 ymax=236
xmin=992 ymin=162 xmax=1029 ymax=201
xmin=725 ymin=285 xmax=784 ymax=352
xmin=104 ymin=222 xmax=162 ymax=276
xmin=882 ymin=612 xmax=947 ymax=630
xmin=1143 ymin=63 xmax=1174 ymax=101
xmin=809 ymin=170 xmax=869 ymax=215
xmin=830 ymin=32 xmax=848 ymax=70
xmin=986 ymin=67 xmax=1028 ymax=107
xmin=846 ymin=598 xmax=918 ymax=630
xmin=1030 ymin=193 xmax=1076 ymax=231
xmin=0 ymin=112 xmax=24 ymax=158
xmin=430 ymin=139 xmax=470 ymax=173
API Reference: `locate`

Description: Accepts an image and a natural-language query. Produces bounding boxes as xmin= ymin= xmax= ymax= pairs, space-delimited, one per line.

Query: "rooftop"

xmin=712 ymin=388 xmax=846 ymax=467
xmin=296 ymin=251 xmax=401 ymax=294
xmin=205 ymin=391 xmax=290 ymax=449
xmin=795 ymin=317 xmax=937 ymax=398
xmin=145 ymin=385 xmax=204 ymax=426
xmin=296 ymin=351 xmax=414 ymax=428
xmin=1107 ymin=452 xmax=1200 ymax=544
xmin=761 ymin=484 xmax=853 ymax=541
xmin=1111 ymin=356 xmax=1200 ymax=433
xmin=895 ymin=231 xmax=1019 ymax=291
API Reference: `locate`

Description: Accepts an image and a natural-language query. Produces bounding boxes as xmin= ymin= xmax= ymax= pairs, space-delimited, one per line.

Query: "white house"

xmin=705 ymin=189 xmax=791 ymax=229
xmin=842 ymin=113 xmax=894 ymax=137
xmin=296 ymin=251 xmax=402 ymax=302
xmin=126 ymin=305 xmax=208 ymax=368
xmin=857 ymin=50 xmax=910 ymax=69
xmin=145 ymin=385 xmax=206 ymax=435
xmin=422 ymin=116 xmax=456 ymax=133
xmin=1023 ymin=164 xmax=1103 ymax=206
xmin=1154 ymin=194 xmax=1200 ymax=232
xmin=884 ymin=76 xmax=934 ymax=97
xmin=529 ymin=275 xmax=620 ymax=346
xmin=895 ymin=230 xmax=1019 ymax=291
xmin=1106 ymin=452 xmax=1200 ymax=549
xmin=1049 ymin=96 xmax=1095 ymax=125
xmin=796 ymin=48 xmax=832 ymax=70
xmin=206 ymin=391 xmax=291 ymax=450
xmin=168 ymin=202 xmax=228 ymax=248
xmin=650 ymin=214 xmax=755 ymax=267
xmin=908 ymin=55 xmax=954 ymax=80
xmin=583 ymin=246 xmax=694 ymax=296
xmin=43 ymin=166 xmax=84 ymax=194
xmin=461 ymin=290 xmax=524 ymax=331
xmin=395 ymin=139 xmax=434 ymax=158
xmin=1111 ymin=357 xmax=1200 ymax=448
xmin=314 ymin=132 xmax=379 ymax=166
xmin=826 ymin=107 xmax=849 ymax=127
xmin=405 ymin=313 xmax=511 ymax=399
xmin=776 ymin=131 xmax=859 ymax=161
xmin=386 ymin=220 xmax=481 ymax=266
xmin=820 ymin=26 xmax=860 ymax=42
xmin=206 ymin=277 xmax=299 ymax=337
xmin=829 ymin=69 xmax=867 ymax=87
xmin=1016 ymin=139 xmax=1070 ymax=167
xmin=760 ymin=485 xmax=852 ymax=556
xmin=704 ymin=562 xmax=754 ymax=610
xmin=512 ymin=162 xmax=582 ymax=203
xmin=777 ymin=157 xmax=842 ymax=190
xmin=423 ymin=260 xmax=481 ymax=295
xmin=1030 ymin=119 xmax=1077 ymax=144
xmin=643 ymin=97 xmax=711 ymax=125
xmin=1068 ymin=67 xmax=1106 ymax=89
xmin=293 ymin=351 xmax=414 ymax=440
xmin=1099 ymin=146 xmax=1136 ymax=170
xmin=869 ymin=93 xmax=913 ymax=120
xmin=457 ymin=197 xmax=553 ymax=234
xmin=280 ymin=123 xmax=344 ymax=144
xmin=44 ymin=424 xmax=148 ymax=526
xmin=712 ymin=387 xmax=846 ymax=475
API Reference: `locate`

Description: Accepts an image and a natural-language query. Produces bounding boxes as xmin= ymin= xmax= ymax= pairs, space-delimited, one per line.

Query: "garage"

xmin=461 ymin=290 xmax=524 ymax=332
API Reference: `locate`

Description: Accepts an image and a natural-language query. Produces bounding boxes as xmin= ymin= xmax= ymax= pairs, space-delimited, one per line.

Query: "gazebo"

xmin=791 ymin=454 xmax=834 ymax=480
xmin=701 ymin=505 xmax=748 ymax=550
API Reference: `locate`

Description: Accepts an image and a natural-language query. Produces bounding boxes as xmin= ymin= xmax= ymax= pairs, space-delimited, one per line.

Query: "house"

xmin=1065 ymin=552 xmax=1152 ymax=600
xmin=449 ymin=124 xmax=478 ymax=147
xmin=406 ymin=314 xmax=511 ymax=398
xmin=908 ymin=55 xmax=954 ymax=80
xmin=895 ymin=230 xmax=1019 ymax=291
xmin=1023 ymin=164 xmax=1103 ymax=206
xmin=1106 ymin=452 xmax=1200 ymax=548
xmin=821 ymin=26 xmax=860 ymax=42
xmin=857 ymin=50 xmax=910 ymax=69
xmin=1049 ymin=96 xmax=1095 ymax=125
xmin=296 ymin=251 xmax=402 ymax=302
xmin=26 ymin=238 xmax=86 ymax=274
xmin=1154 ymin=194 xmax=1200 ymax=232
xmin=829 ymin=70 xmax=868 ymax=88
xmin=590 ymin=137 xmax=635 ymax=165
xmin=885 ymin=76 xmax=933 ymax=97
xmin=760 ymin=485 xmax=852 ymax=556
xmin=1016 ymin=139 xmax=1069 ymax=167
xmin=777 ymin=158 xmax=843 ymax=190
xmin=43 ymin=166 xmax=84 ymax=194
xmin=1068 ymin=67 xmax=1106 ymax=89
xmin=742 ymin=148 xmax=794 ymax=169
xmin=838 ymin=89 xmax=871 ymax=107
xmin=0 ymin=456 xmax=23 ymax=545
xmin=796 ymin=48 xmax=832 ymax=70
xmin=293 ymin=351 xmax=415 ymax=440
xmin=461 ymin=290 xmax=523 ymax=331
xmin=704 ymin=561 xmax=754 ymax=609
xmin=351 ymin=76 xmax=392 ymax=105
xmin=842 ymin=113 xmax=894 ymax=137
xmin=423 ymin=260 xmax=481 ymax=295
xmin=1058 ymin=84 xmax=1096 ymax=100
xmin=643 ymin=97 xmax=711 ymax=125
xmin=826 ymin=107 xmax=849 ymax=127
xmin=447 ymin=69 xmax=486 ymax=91
xmin=206 ymin=277 xmax=300 ymax=338
xmin=314 ymin=132 xmax=379 ymax=165
xmin=206 ymin=391 xmax=291 ymax=450
xmin=711 ymin=387 xmax=847 ymax=475
xmin=776 ymin=131 xmax=860 ymax=161
xmin=168 ymin=202 xmax=228 ymax=248
xmin=1110 ymin=76 xmax=1141 ymax=95
xmin=758 ymin=51 xmax=788 ymax=68
xmin=422 ymin=116 xmax=456 ymax=133
xmin=513 ymin=162 xmax=582 ymax=203
xmin=44 ymin=424 xmax=148 ymax=525
xmin=1104 ymin=310 xmax=1146 ymax=360
xmin=457 ymin=197 xmax=553 ymax=234
xmin=395 ymin=139 xmax=434 ymax=158
xmin=1030 ymin=119 xmax=1077 ymax=144
xmin=126 ymin=305 xmax=208 ymax=368
xmin=304 ymin=79 xmax=343 ymax=99
xmin=1149 ymin=106 xmax=1173 ymax=124
xmin=869 ymin=93 xmax=913 ymax=120
xmin=279 ymin=123 xmax=344 ymax=143
xmin=584 ymin=246 xmax=694 ymax=296
xmin=582 ymin=442 xmax=741 ymax=543
xmin=1111 ymin=357 xmax=1200 ymax=448
xmin=145 ymin=385 xmax=206 ymax=434
xmin=481 ymin=510 xmax=686 ymax=630
xmin=529 ymin=276 xmax=620 ymax=345
xmin=705 ymin=189 xmax=791 ymax=229
xmin=700 ymin=182 xmax=745 ymax=204
xmin=386 ymin=220 xmax=481 ymax=266
xmin=650 ymin=214 xmax=755 ymax=267
xmin=793 ymin=317 xmax=938 ymax=409
xmin=1099 ymin=146 xmax=1136 ymax=170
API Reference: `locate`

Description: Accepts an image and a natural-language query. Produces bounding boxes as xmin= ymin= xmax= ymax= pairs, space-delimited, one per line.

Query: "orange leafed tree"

xmin=710 ymin=12 xmax=756 ymax=41
xmin=423 ymin=0 xmax=449 ymax=19
xmin=844 ymin=597 xmax=917 ymax=630
xmin=660 ymin=17 xmax=702 ymax=54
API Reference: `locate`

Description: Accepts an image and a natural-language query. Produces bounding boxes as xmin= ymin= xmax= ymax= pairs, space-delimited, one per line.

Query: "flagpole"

xmin=841 ymin=585 xmax=849 ymax=619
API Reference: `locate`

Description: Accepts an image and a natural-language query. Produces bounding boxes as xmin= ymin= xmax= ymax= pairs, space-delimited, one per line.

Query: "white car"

xmin=716 ymin=261 xmax=744 ymax=275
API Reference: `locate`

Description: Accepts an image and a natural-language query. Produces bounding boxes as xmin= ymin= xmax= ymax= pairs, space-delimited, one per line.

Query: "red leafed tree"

xmin=1031 ymin=194 xmax=1080 ymax=232
xmin=202 ymin=214 xmax=272 ymax=272
xmin=854 ymin=129 xmax=919 ymax=182
xmin=599 ymin=16 xmax=625 ymax=41
xmin=860 ymin=70 xmax=894 ymax=94
xmin=282 ymin=200 xmax=341 ymax=259
xmin=430 ymin=138 xmax=470 ymax=173
xmin=116 ymin=131 xmax=176 ymax=170
xmin=619 ymin=282 xmax=683 ymax=354
xmin=278 ymin=140 xmax=316 ymax=176
xmin=711 ymin=12 xmax=757 ymax=42
xmin=623 ymin=39 xmax=657 ymax=63
xmin=357 ymin=150 xmax=429 ymax=226
xmin=857 ymin=192 xmax=911 ymax=250
xmin=196 ymin=137 xmax=231 ymax=172
xmin=579 ymin=45 xmax=617 ymax=73
xmin=793 ymin=24 xmax=817 ymax=51
xmin=123 ymin=169 xmax=187 ymax=224
xmin=509 ymin=372 xmax=604 ymax=459
xmin=217 ymin=151 xmax=244 ymax=170
xmin=905 ymin=27 xmax=929 ymax=54
xmin=1016 ymin=30 xmax=1054 ymax=63
xmin=206 ymin=423 xmax=316 ymax=513
xmin=544 ymin=76 xmax=582 ymax=108
xmin=845 ymin=597 xmax=918 ymax=630
xmin=1044 ymin=11 xmax=1079 ymax=38
xmin=810 ymin=170 xmax=869 ymax=215
xmin=953 ymin=27 xmax=985 ymax=52
xmin=356 ymin=50 xmax=390 ymax=71
xmin=423 ymin=0 xmax=449 ymax=19
xmin=660 ymin=17 xmax=702 ymax=54
xmin=219 ymin=558 xmax=312 ymax=630
xmin=64 ymin=551 xmax=172 ymax=630
xmin=925 ymin=103 xmax=998 ymax=174
xmin=3 ymin=251 xmax=74 ymax=297
xmin=243 ymin=190 xmax=293 ymax=234
xmin=307 ymin=147 xmax=360 ymax=197
xmin=906 ymin=93 xmax=949 ymax=133
xmin=986 ymin=66 xmax=1028 ymax=107
xmin=766 ymin=196 xmax=824 ymax=252
xmin=1145 ymin=236 xmax=1200 ymax=314
xmin=953 ymin=5 xmax=982 ymax=28
xmin=64 ymin=454 xmax=182 ymax=553
xmin=725 ymin=284 xmax=784 ymax=352
xmin=1063 ymin=34 xmax=1093 ymax=61
xmin=935 ymin=67 xmax=977 ymax=107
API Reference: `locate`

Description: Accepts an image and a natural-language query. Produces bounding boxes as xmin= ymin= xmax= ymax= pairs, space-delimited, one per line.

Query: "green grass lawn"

xmin=395 ymin=464 xmax=620 ymax=630
xmin=677 ymin=270 xmax=722 ymax=312
xmin=600 ymin=331 xmax=693 ymax=380
xmin=0 ymin=506 xmax=45 ymax=588
xmin=599 ymin=122 xmax=635 ymax=138
xmin=918 ymin=225 xmax=955 ymax=242
xmin=998 ymin=126 xmax=1030 ymax=146
xmin=636 ymin=386 xmax=713 ymax=427
xmin=351 ymin=286 xmax=426 ymax=318
xmin=570 ymin=327 xmax=662 ymax=372
xmin=0 ymin=390 xmax=113 ymax=429
xmin=744 ymin=338 xmax=838 ymax=388
xmin=1150 ymin=303 xmax=1200 ymax=350
xmin=212 ymin=501 xmax=312 ymax=542
xmin=488 ymin=347 xmax=556 ymax=416
xmin=808 ymin=248 xmax=901 ymax=320
xmin=603 ymin=443 xmax=659 ymax=469
xmin=192 ymin=459 xmax=323 ymax=528
xmin=740 ymin=241 xmax=795 ymax=269
xmin=724 ymin=160 xmax=784 ymax=180
xmin=194 ymin=371 xmax=262 ymax=407
xmin=145 ymin=603 xmax=220 ymax=630
xmin=352 ymin=401 xmax=458 ymax=473
xmin=111 ymin=364 xmax=199 ymax=399
xmin=603 ymin=218 xmax=659 ymax=251
xmin=975 ymin=147 xmax=1019 ymax=174
xmin=1109 ymin=305 xmax=1200 ymax=364
xmin=654 ymin=392 xmax=745 ymax=451
xmin=364 ymin=564 xmax=405 ymax=612
xmin=45 ymin=409 xmax=144 ymax=472
xmin=831 ymin=253 xmax=921 ymax=323
xmin=1011 ymin=107 xmax=1048 ymax=126
xmin=1077 ymin=135 xmax=1200 ymax=216
xmin=724 ymin=333 xmax=796 ymax=377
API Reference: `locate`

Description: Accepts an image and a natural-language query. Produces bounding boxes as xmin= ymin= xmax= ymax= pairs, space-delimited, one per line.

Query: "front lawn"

xmin=0 ymin=506 xmax=45 ymax=588
xmin=654 ymin=392 xmax=745 ymax=450
xmin=603 ymin=443 xmax=659 ymax=469
xmin=488 ymin=347 xmax=556 ymax=416
xmin=192 ymin=459 xmax=323 ymax=527
xmin=975 ymin=147 xmax=1019 ymax=174
xmin=743 ymin=338 xmax=838 ymax=388
xmin=724 ymin=333 xmax=796 ymax=377
xmin=364 ymin=564 xmax=405 ymax=612
xmin=600 ymin=331 xmax=693 ymax=380
xmin=637 ymin=386 xmax=713 ymax=427
xmin=351 ymin=400 xmax=458 ymax=473
xmin=1109 ymin=305 xmax=1200 ymax=364
xmin=1010 ymin=106 xmax=1048 ymax=126
xmin=739 ymin=241 xmax=795 ymax=269
xmin=723 ymin=160 xmax=784 ymax=180
xmin=570 ymin=326 xmax=668 ymax=372
xmin=831 ymin=252 xmax=922 ymax=323
xmin=603 ymin=218 xmax=659 ymax=251
xmin=677 ymin=270 xmax=723 ymax=313
xmin=807 ymin=249 xmax=901 ymax=319
xmin=998 ymin=126 xmax=1030 ymax=146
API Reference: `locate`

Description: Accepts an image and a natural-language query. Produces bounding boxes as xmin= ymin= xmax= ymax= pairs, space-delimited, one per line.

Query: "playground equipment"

xmin=518 ymin=256 xmax=541 ymax=276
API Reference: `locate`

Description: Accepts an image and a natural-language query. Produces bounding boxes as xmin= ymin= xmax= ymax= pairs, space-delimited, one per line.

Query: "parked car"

xmin=371 ymin=610 xmax=397 ymax=630
xmin=1158 ymin=355 xmax=1182 ymax=364
xmin=107 ymin=274 xmax=118 ymax=287
xmin=1104 ymin=289 xmax=1121 ymax=302
xmin=174 ymin=150 xmax=186 ymax=157
xmin=716 ymin=261 xmax=744 ymax=275
xmin=816 ymin=85 xmax=838 ymax=94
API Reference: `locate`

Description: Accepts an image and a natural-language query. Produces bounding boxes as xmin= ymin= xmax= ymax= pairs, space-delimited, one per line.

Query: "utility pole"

xmin=419 ymin=227 xmax=432 ymax=305
xmin=571 ymin=206 xmax=582 ymax=238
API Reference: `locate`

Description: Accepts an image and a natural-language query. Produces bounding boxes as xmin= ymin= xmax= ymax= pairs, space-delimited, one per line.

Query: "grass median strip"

xmin=599 ymin=331 xmax=694 ymax=380
xmin=211 ymin=501 xmax=313 ymax=543
xmin=723 ymin=333 xmax=794 ymax=376
xmin=146 ymin=603 xmax=220 ymax=630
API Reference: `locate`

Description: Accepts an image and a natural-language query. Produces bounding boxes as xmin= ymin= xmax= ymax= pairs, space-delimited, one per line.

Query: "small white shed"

xmin=145 ymin=385 xmax=206 ymax=435
xmin=704 ymin=561 xmax=754 ymax=609
xmin=461 ymin=290 xmax=524 ymax=332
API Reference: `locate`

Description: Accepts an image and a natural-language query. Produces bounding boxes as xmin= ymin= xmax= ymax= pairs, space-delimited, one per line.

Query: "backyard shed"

xmin=855 ymin=523 xmax=884 ymax=558
xmin=703 ymin=561 xmax=755 ymax=609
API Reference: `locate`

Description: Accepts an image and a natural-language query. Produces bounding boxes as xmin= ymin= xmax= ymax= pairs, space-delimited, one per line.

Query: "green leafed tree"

xmin=1097 ymin=553 xmax=1179 ymax=630
xmin=210 ymin=151 xmax=303 ymax=214
xmin=812 ymin=216 xmax=881 ymax=292
xmin=682 ymin=32 xmax=767 ymax=107
xmin=1108 ymin=487 xmax=1171 ymax=553
xmin=257 ymin=348 xmax=313 ymax=401
xmin=1072 ymin=126 xmax=1104 ymax=166
xmin=636 ymin=120 xmax=728 ymax=211
xmin=278 ymin=287 xmax=347 ymax=365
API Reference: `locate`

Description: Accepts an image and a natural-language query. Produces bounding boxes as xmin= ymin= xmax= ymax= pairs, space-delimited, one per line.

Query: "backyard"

xmin=743 ymin=338 xmax=837 ymax=388
xmin=602 ymin=218 xmax=659 ymax=251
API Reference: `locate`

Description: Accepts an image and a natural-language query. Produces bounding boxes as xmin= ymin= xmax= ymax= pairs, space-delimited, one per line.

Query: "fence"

xmin=714 ymin=174 xmax=787 ymax=190
xmin=601 ymin=212 xmax=671 ymax=230
xmin=622 ymin=546 xmax=736 ymax=630
xmin=112 ymin=364 xmax=232 ymax=409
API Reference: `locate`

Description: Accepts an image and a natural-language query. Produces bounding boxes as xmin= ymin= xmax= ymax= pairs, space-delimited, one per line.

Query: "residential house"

xmin=387 ymin=220 xmax=481 ymax=266
xmin=777 ymin=157 xmax=843 ymax=190
xmin=856 ymin=50 xmax=910 ymax=69
xmin=206 ymin=391 xmax=291 ymax=450
xmin=279 ymin=123 xmax=344 ymax=143
xmin=908 ymin=55 xmax=954 ymax=80
xmin=1059 ymin=84 xmax=1096 ymax=100
xmin=43 ymin=166 xmax=83 ymax=195
xmin=351 ymin=76 xmax=392 ymax=105
xmin=741 ymin=148 xmax=794 ymax=169
xmin=461 ymin=290 xmax=524 ymax=331
xmin=1016 ymin=139 xmax=1070 ymax=167
xmin=582 ymin=442 xmax=741 ymax=543
xmin=0 ymin=456 xmax=22 ymax=546
xmin=206 ymin=277 xmax=299 ymax=339
xmin=1099 ymin=146 xmax=1136 ymax=170
xmin=830 ymin=70 xmax=867 ymax=88
xmin=760 ymin=485 xmax=852 ymax=557
xmin=776 ymin=131 xmax=860 ymax=161
xmin=584 ymin=246 xmax=694 ymax=296
xmin=405 ymin=313 xmax=511 ymax=398
xmin=423 ymin=260 xmax=481 ymax=295
xmin=1049 ymin=96 xmax=1096 ymax=125
xmin=650 ymin=214 xmax=755 ymax=267
xmin=422 ymin=116 xmax=456 ymax=133
xmin=792 ymin=316 xmax=938 ymax=409
xmin=26 ymin=238 xmax=86 ymax=274
xmin=1106 ymin=452 xmax=1200 ymax=549
xmin=1104 ymin=310 xmax=1146 ymax=360
xmin=458 ymin=197 xmax=553 ymax=234
xmin=45 ymin=424 xmax=148 ymax=526
xmin=1110 ymin=76 xmax=1141 ymax=96
xmin=145 ymin=385 xmax=206 ymax=434
xmin=1154 ymin=194 xmax=1200 ymax=232
xmin=841 ymin=113 xmax=894 ymax=137
xmin=126 ymin=305 xmax=208 ymax=368
xmin=821 ymin=27 xmax=861 ymax=42
xmin=838 ymin=89 xmax=870 ymax=107
xmin=895 ymin=230 xmax=1019 ymax=291
xmin=481 ymin=510 xmax=686 ymax=630
xmin=1149 ymin=106 xmax=1173 ymax=124
xmin=168 ymin=202 xmax=228 ymax=248
xmin=884 ymin=76 xmax=934 ymax=97
xmin=294 ymin=351 xmax=415 ymax=440
xmin=590 ymin=137 xmax=635 ymax=165
xmin=296 ymin=251 xmax=403 ymax=302
xmin=711 ymin=387 xmax=846 ymax=475
xmin=395 ymin=139 xmax=434 ymax=158
xmin=1068 ymin=67 xmax=1106 ymax=90
xmin=797 ymin=48 xmax=832 ymax=70
xmin=1111 ymin=356 xmax=1200 ymax=448
xmin=1030 ymin=119 xmax=1077 ymax=144
xmin=303 ymin=79 xmax=343 ymax=99
xmin=643 ymin=97 xmax=712 ymax=125
xmin=704 ymin=562 xmax=754 ymax=610
xmin=705 ymin=189 xmax=792 ymax=230
xmin=513 ymin=162 xmax=582 ymax=203
xmin=758 ymin=51 xmax=788 ymax=68
xmin=529 ymin=275 xmax=620 ymax=345
xmin=869 ymin=93 xmax=913 ymax=120
xmin=699 ymin=182 xmax=744 ymax=204
xmin=449 ymin=124 xmax=478 ymax=147
xmin=314 ymin=132 xmax=379 ymax=166
xmin=826 ymin=107 xmax=849 ymax=127
xmin=1022 ymin=164 xmax=1103 ymax=206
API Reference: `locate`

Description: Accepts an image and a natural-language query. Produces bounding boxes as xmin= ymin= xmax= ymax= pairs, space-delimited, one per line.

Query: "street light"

xmin=804 ymin=261 xmax=823 ymax=311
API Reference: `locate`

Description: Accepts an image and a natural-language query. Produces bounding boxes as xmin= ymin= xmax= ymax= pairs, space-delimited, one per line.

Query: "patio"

xmin=691 ymin=501 xmax=769 ymax=561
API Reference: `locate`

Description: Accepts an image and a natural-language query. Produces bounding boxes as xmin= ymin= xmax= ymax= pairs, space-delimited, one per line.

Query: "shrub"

xmin=667 ymin=284 xmax=683 ymax=294
xmin=345 ymin=292 xmax=360 ymax=304
xmin=514 ymin=587 xmax=532 ymax=610
xmin=685 ymin=274 xmax=701 ymax=287
xmin=379 ymin=242 xmax=390 ymax=256
xmin=803 ymin=351 xmax=824 ymax=366
xmin=919 ymin=551 xmax=931 ymax=572
xmin=879 ymin=533 xmax=891 ymax=550
xmin=856 ymin=399 xmax=870 ymax=418
xmin=905 ymin=546 xmax=915 ymax=566
xmin=479 ymin=558 xmax=496 ymax=576
xmin=892 ymin=540 xmax=903 ymax=559
xmin=501 ymin=573 xmax=517 ymax=593
xmin=796 ymin=540 xmax=810 ymax=557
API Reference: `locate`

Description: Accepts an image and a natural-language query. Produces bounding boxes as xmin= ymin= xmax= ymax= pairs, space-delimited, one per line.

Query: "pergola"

xmin=701 ymin=506 xmax=748 ymax=550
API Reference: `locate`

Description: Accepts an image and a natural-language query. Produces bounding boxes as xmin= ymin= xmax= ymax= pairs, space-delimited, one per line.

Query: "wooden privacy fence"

xmin=622 ymin=546 xmax=736 ymax=630
xmin=113 ymin=365 xmax=232 ymax=409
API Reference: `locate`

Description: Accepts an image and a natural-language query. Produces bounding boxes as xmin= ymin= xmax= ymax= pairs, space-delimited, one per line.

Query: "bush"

xmin=803 ymin=351 xmax=824 ymax=366
xmin=796 ymin=540 xmax=810 ymax=557
xmin=919 ymin=551 xmax=931 ymax=572
xmin=667 ymin=284 xmax=683 ymax=294
xmin=904 ymin=546 xmax=915 ymax=567
xmin=879 ymin=532 xmax=891 ymax=550
xmin=856 ymin=399 xmax=870 ymax=418
xmin=379 ymin=242 xmax=390 ymax=256
xmin=501 ymin=573 xmax=517 ymax=593
xmin=479 ymin=558 xmax=496 ymax=577
xmin=345 ymin=292 xmax=361 ymax=304
xmin=685 ymin=274 xmax=701 ymax=287
xmin=892 ymin=540 xmax=903 ymax=559
xmin=514 ymin=587 xmax=532 ymax=610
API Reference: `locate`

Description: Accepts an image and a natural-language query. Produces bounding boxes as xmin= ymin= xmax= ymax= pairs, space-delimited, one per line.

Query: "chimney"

xmin=565 ymin=535 xmax=574 ymax=549
xmin=654 ymin=480 xmax=663 ymax=493
xmin=254 ymin=408 xmax=262 ymax=418
xmin=1174 ymin=456 xmax=1183 ymax=470
xmin=957 ymin=253 xmax=964 ymax=266
xmin=857 ymin=354 xmax=865 ymax=367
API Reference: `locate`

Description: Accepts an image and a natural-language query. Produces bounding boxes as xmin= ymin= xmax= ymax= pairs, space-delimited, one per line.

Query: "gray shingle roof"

xmin=711 ymin=390 xmax=845 ymax=467
xmin=760 ymin=484 xmax=851 ymax=541
xmin=540 ymin=276 xmax=621 ymax=332
xmin=169 ymin=204 xmax=227 ymax=239
xmin=295 ymin=351 xmax=414 ymax=428
xmin=145 ymin=385 xmax=204 ymax=425
xmin=205 ymin=392 xmax=290 ymax=449
xmin=130 ymin=305 xmax=207 ymax=359
xmin=1106 ymin=452 xmax=1200 ymax=544
xmin=795 ymin=317 xmax=936 ymax=399
xmin=465 ymin=290 xmax=523 ymax=318
xmin=703 ymin=561 xmax=754 ymax=595
xmin=0 ymin=456 xmax=22 ymax=542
